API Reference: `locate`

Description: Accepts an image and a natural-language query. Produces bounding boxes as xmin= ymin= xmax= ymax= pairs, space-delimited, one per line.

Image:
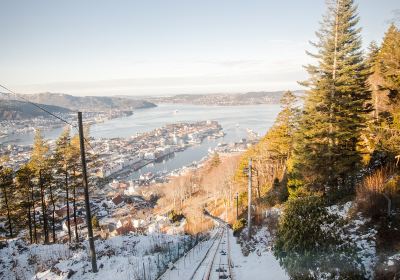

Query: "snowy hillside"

xmin=0 ymin=233 xmax=196 ymax=280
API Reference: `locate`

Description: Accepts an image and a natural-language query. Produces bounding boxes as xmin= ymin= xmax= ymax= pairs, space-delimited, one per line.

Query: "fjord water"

xmin=4 ymin=103 xmax=281 ymax=145
xmin=4 ymin=104 xmax=280 ymax=178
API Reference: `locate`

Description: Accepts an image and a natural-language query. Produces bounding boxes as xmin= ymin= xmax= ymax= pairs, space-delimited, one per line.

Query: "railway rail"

xmin=190 ymin=225 xmax=233 ymax=280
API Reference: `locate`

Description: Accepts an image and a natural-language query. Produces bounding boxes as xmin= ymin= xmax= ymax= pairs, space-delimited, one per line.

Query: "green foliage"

xmin=274 ymin=196 xmax=361 ymax=279
xmin=234 ymin=91 xmax=299 ymax=198
xmin=168 ymin=210 xmax=184 ymax=223
xmin=232 ymin=218 xmax=246 ymax=236
xmin=378 ymin=24 xmax=400 ymax=99
xmin=371 ymin=24 xmax=400 ymax=161
xmin=290 ymin=0 xmax=372 ymax=197
xmin=92 ymin=216 xmax=100 ymax=229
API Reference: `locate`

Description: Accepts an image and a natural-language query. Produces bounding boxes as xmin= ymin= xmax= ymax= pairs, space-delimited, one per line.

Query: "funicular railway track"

xmin=190 ymin=224 xmax=233 ymax=280
xmin=158 ymin=210 xmax=234 ymax=280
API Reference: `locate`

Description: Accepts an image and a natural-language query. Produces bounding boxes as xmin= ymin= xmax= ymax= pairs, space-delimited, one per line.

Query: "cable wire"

xmin=0 ymin=85 xmax=77 ymax=128
xmin=0 ymin=84 xmax=109 ymax=170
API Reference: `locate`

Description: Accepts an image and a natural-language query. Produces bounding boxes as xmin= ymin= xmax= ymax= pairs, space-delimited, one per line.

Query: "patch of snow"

xmin=385 ymin=253 xmax=400 ymax=267
xmin=327 ymin=201 xmax=353 ymax=219
xmin=343 ymin=212 xmax=377 ymax=279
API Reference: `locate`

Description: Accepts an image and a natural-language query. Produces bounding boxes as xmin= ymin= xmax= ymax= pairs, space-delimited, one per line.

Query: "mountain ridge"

xmin=0 ymin=100 xmax=72 ymax=121
xmin=14 ymin=92 xmax=157 ymax=111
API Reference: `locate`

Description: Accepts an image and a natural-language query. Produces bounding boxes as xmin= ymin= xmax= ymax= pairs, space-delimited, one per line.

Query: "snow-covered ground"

xmin=229 ymin=228 xmax=288 ymax=280
xmin=0 ymin=233 xmax=194 ymax=280
xmin=327 ymin=201 xmax=378 ymax=279
xmin=159 ymin=224 xmax=287 ymax=280
xmin=0 ymin=226 xmax=287 ymax=280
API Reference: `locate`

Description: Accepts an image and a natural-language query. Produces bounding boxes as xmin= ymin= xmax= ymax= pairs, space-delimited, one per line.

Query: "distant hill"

xmin=17 ymin=92 xmax=156 ymax=111
xmin=142 ymin=90 xmax=304 ymax=106
xmin=0 ymin=100 xmax=71 ymax=121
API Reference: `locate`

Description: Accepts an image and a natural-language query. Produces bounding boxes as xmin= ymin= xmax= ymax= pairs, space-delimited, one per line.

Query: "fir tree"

xmin=378 ymin=24 xmax=400 ymax=102
xmin=374 ymin=24 xmax=400 ymax=160
xmin=291 ymin=0 xmax=372 ymax=196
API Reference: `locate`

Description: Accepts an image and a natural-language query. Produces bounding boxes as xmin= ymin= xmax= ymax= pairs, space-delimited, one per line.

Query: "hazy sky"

xmin=1 ymin=1 xmax=398 ymax=96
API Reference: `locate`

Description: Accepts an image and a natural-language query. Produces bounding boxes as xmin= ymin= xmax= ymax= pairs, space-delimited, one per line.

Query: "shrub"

xmin=168 ymin=210 xmax=185 ymax=223
xmin=274 ymin=196 xmax=361 ymax=279
xmin=232 ymin=218 xmax=246 ymax=236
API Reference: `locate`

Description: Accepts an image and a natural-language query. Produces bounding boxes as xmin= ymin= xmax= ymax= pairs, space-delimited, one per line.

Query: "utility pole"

xmin=247 ymin=158 xmax=252 ymax=240
xmin=78 ymin=112 xmax=98 ymax=273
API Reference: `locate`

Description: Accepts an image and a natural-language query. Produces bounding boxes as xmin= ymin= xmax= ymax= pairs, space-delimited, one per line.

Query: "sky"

xmin=0 ymin=0 xmax=399 ymax=96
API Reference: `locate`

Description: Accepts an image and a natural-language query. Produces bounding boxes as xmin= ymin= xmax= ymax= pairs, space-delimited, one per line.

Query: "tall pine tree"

xmin=290 ymin=0 xmax=372 ymax=196
xmin=54 ymin=127 xmax=73 ymax=242
xmin=28 ymin=129 xmax=51 ymax=243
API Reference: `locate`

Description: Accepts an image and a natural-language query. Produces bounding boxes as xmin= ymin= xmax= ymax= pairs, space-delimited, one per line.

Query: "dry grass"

xmin=356 ymin=165 xmax=400 ymax=218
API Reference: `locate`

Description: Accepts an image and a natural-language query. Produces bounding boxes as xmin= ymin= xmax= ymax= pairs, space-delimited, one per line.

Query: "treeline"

xmin=235 ymin=0 xmax=400 ymax=278
xmin=0 ymin=128 xmax=95 ymax=244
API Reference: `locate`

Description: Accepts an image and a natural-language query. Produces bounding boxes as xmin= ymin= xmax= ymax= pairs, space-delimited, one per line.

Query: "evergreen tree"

xmin=290 ymin=0 xmax=372 ymax=196
xmin=0 ymin=167 xmax=15 ymax=237
xmin=378 ymin=24 xmax=400 ymax=102
xmin=54 ymin=127 xmax=73 ymax=242
xmin=265 ymin=90 xmax=300 ymax=162
xmin=15 ymin=164 xmax=35 ymax=243
xmin=28 ymin=129 xmax=51 ymax=243
xmin=366 ymin=41 xmax=385 ymax=121
xmin=235 ymin=91 xmax=299 ymax=199
xmin=374 ymin=24 xmax=400 ymax=160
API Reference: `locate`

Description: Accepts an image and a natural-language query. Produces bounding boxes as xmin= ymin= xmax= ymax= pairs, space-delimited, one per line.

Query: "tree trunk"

xmin=27 ymin=187 xmax=33 ymax=244
xmin=73 ymin=167 xmax=79 ymax=242
xmin=2 ymin=185 xmax=13 ymax=238
xmin=49 ymin=181 xmax=56 ymax=243
xmin=65 ymin=169 xmax=71 ymax=242
xmin=39 ymin=170 xmax=49 ymax=244
xmin=256 ymin=170 xmax=261 ymax=199
xmin=31 ymin=183 xmax=38 ymax=243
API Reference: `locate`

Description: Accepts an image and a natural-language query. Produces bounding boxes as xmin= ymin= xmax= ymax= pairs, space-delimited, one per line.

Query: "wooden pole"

xmin=78 ymin=112 xmax=98 ymax=273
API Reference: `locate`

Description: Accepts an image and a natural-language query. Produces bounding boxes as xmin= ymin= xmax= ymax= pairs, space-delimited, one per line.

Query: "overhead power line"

xmin=0 ymin=84 xmax=108 ymax=168
xmin=0 ymin=84 xmax=76 ymax=128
